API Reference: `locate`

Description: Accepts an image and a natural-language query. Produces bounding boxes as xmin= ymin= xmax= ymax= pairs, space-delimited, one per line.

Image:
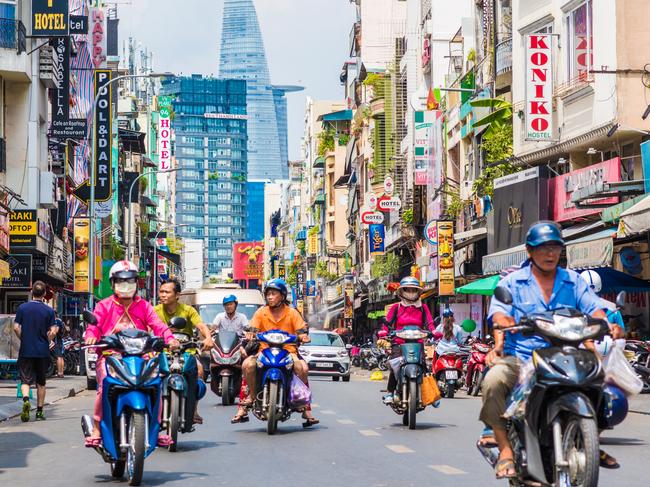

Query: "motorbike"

xmin=160 ymin=317 xmax=207 ymax=452
xmin=80 ymin=311 xmax=165 ymax=486
xmin=385 ymin=326 xmax=433 ymax=430
xmin=477 ymin=287 xmax=620 ymax=487
xmin=350 ymin=344 xmax=361 ymax=367
xmin=250 ymin=329 xmax=301 ymax=435
xmin=209 ymin=329 xmax=244 ymax=405
xmin=464 ymin=337 xmax=491 ymax=396
xmin=432 ymin=346 xmax=464 ymax=399
xmin=624 ymin=340 xmax=650 ymax=394
xmin=359 ymin=341 xmax=389 ymax=371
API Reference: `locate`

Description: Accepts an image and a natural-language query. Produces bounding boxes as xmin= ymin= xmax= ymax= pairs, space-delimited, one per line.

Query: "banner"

xmin=158 ymin=107 xmax=172 ymax=170
xmin=306 ymin=280 xmax=316 ymax=296
xmin=232 ymin=242 xmax=264 ymax=280
xmin=437 ymin=221 xmax=455 ymax=295
xmin=73 ymin=218 xmax=90 ymax=293
xmin=9 ymin=210 xmax=37 ymax=248
xmin=50 ymin=36 xmax=87 ymax=139
xmin=32 ymin=0 xmax=68 ymax=37
xmin=307 ymin=232 xmax=318 ymax=255
xmin=525 ymin=34 xmax=553 ymax=141
xmin=344 ymin=282 xmax=354 ymax=319
xmin=368 ymin=224 xmax=385 ymax=255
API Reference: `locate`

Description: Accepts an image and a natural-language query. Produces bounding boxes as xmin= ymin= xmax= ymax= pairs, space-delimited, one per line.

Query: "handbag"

xmin=421 ymin=375 xmax=441 ymax=406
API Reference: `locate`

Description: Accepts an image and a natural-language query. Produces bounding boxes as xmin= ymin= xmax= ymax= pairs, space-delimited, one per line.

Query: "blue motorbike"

xmin=251 ymin=329 xmax=298 ymax=435
xmin=80 ymin=311 xmax=165 ymax=486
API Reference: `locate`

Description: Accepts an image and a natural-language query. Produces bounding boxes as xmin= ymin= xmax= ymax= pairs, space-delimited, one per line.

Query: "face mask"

xmin=402 ymin=290 xmax=420 ymax=302
xmin=114 ymin=281 xmax=137 ymax=298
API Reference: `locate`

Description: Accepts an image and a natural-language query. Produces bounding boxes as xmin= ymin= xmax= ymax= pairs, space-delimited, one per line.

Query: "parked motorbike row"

xmin=350 ymin=341 xmax=389 ymax=371
xmin=47 ymin=336 xmax=82 ymax=377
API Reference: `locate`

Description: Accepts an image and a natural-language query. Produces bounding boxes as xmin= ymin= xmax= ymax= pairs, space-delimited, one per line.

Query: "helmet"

xmin=580 ymin=270 xmax=602 ymax=294
xmin=442 ymin=306 xmax=454 ymax=318
xmin=109 ymin=260 xmax=138 ymax=281
xmin=399 ymin=276 xmax=422 ymax=290
xmin=264 ymin=278 xmax=288 ymax=298
xmin=223 ymin=295 xmax=238 ymax=305
xmin=525 ymin=221 xmax=565 ymax=248
xmin=600 ymin=384 xmax=628 ymax=428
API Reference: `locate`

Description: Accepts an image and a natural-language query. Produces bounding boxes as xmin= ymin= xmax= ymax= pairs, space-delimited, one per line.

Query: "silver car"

xmin=300 ymin=330 xmax=351 ymax=382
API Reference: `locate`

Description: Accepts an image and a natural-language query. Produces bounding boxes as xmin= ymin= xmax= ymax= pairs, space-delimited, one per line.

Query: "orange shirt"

xmin=250 ymin=305 xmax=306 ymax=353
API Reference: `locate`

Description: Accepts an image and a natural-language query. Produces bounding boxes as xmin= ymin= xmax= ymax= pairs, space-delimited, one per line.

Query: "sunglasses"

xmin=114 ymin=277 xmax=137 ymax=284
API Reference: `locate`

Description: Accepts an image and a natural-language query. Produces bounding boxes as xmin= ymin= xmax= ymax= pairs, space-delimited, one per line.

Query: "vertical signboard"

xmin=94 ymin=70 xmax=112 ymax=201
xmin=296 ymin=268 xmax=306 ymax=299
xmin=525 ymin=34 xmax=553 ymax=141
xmin=89 ymin=7 xmax=107 ymax=68
xmin=437 ymin=221 xmax=455 ymax=296
xmin=368 ymin=224 xmax=385 ymax=255
xmin=158 ymin=107 xmax=172 ymax=170
xmin=73 ymin=218 xmax=90 ymax=293
xmin=344 ymin=281 xmax=354 ymax=320
xmin=50 ymin=37 xmax=87 ymax=139
xmin=32 ymin=0 xmax=68 ymax=37
xmin=414 ymin=111 xmax=433 ymax=185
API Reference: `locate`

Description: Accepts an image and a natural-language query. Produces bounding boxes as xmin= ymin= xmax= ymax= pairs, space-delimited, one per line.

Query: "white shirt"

xmin=212 ymin=312 xmax=248 ymax=334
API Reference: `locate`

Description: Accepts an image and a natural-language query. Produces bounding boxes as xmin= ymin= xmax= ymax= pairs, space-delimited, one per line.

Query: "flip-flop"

xmin=495 ymin=458 xmax=516 ymax=479
xmin=231 ymin=414 xmax=249 ymax=424
xmin=157 ymin=434 xmax=174 ymax=447
xmin=84 ymin=437 xmax=102 ymax=448
xmin=479 ymin=436 xmax=498 ymax=448
xmin=302 ymin=418 xmax=320 ymax=428
xmin=600 ymin=450 xmax=620 ymax=469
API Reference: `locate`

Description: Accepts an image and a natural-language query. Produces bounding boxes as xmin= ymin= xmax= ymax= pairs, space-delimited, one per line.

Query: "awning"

xmin=562 ymin=221 xmax=604 ymax=241
xmin=455 ymin=227 xmax=487 ymax=240
xmin=314 ymin=193 xmax=325 ymax=204
xmin=566 ymin=228 xmax=617 ymax=270
xmin=482 ymin=244 xmax=528 ymax=275
xmin=334 ymin=174 xmax=351 ymax=188
xmin=318 ymin=109 xmax=353 ymax=122
xmin=313 ymin=157 xmax=325 ymax=169
xmin=156 ymin=248 xmax=181 ymax=266
xmin=118 ymin=128 xmax=146 ymax=154
xmin=601 ymin=195 xmax=647 ymax=224
xmin=618 ymin=195 xmax=650 ymax=237
xmin=367 ymin=309 xmax=386 ymax=319
xmin=141 ymin=196 xmax=157 ymax=208
xmin=455 ymin=275 xmax=501 ymax=296
xmin=588 ymin=267 xmax=650 ymax=293
xmin=142 ymin=156 xmax=156 ymax=168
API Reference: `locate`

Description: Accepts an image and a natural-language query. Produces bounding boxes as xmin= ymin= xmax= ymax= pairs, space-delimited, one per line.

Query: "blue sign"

xmin=369 ymin=224 xmax=385 ymax=254
xmin=306 ymin=280 xmax=316 ymax=296
xmin=641 ymin=140 xmax=650 ymax=194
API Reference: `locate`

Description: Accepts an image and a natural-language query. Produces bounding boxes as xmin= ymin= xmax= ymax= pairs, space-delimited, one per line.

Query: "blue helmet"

xmin=399 ymin=276 xmax=422 ymax=290
xmin=600 ymin=384 xmax=628 ymax=428
xmin=525 ymin=221 xmax=565 ymax=248
xmin=442 ymin=306 xmax=454 ymax=318
xmin=264 ymin=278 xmax=288 ymax=298
xmin=223 ymin=295 xmax=238 ymax=305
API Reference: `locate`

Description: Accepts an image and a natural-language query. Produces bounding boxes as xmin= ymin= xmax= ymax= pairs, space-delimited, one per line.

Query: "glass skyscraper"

xmin=161 ymin=75 xmax=248 ymax=276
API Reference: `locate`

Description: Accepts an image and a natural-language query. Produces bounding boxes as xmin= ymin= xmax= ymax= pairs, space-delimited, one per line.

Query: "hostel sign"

xmin=525 ymin=34 xmax=553 ymax=141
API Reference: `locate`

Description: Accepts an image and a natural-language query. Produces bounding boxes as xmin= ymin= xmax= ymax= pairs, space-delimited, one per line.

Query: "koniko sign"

xmin=525 ymin=34 xmax=554 ymax=141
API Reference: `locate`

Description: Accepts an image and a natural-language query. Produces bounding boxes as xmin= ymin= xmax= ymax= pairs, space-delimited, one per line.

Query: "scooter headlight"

xmin=536 ymin=316 xmax=600 ymax=341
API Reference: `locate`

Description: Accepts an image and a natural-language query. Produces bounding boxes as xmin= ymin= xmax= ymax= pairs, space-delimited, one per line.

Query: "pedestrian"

xmin=12 ymin=281 xmax=57 ymax=422
xmin=53 ymin=312 xmax=65 ymax=378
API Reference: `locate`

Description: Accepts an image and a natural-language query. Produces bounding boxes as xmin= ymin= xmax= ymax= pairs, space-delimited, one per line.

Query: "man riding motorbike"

xmin=381 ymin=276 xmax=435 ymax=405
xmin=480 ymin=221 xmax=608 ymax=479
xmin=84 ymin=261 xmax=180 ymax=447
xmin=212 ymin=295 xmax=249 ymax=334
xmin=235 ymin=279 xmax=319 ymax=427
xmin=155 ymin=278 xmax=213 ymax=424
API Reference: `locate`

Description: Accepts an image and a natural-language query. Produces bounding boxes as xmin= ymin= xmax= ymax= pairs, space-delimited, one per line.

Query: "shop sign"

xmin=32 ymin=0 xmax=68 ymax=37
xmin=361 ymin=211 xmax=383 ymax=224
xmin=414 ymin=111 xmax=434 ymax=185
xmin=422 ymin=37 xmax=431 ymax=67
xmin=278 ymin=263 xmax=286 ymax=279
xmin=423 ymin=220 xmax=437 ymax=246
xmin=601 ymin=194 xmax=646 ymax=224
xmin=158 ymin=107 xmax=172 ymax=170
xmin=437 ymin=221 xmax=455 ymax=296
xmin=33 ymin=255 xmax=47 ymax=274
xmin=344 ymin=282 xmax=354 ymax=320
xmin=566 ymin=237 xmax=614 ymax=270
xmin=10 ymin=210 xmax=37 ymax=248
xmin=0 ymin=194 xmax=9 ymax=254
xmin=307 ymin=232 xmax=319 ymax=255
xmin=0 ymin=259 xmax=9 ymax=280
xmin=48 ymin=236 xmax=67 ymax=282
xmin=550 ymin=158 xmax=621 ymax=222
xmin=384 ymin=176 xmax=394 ymax=195
xmin=233 ymin=242 xmax=264 ymax=280
xmin=73 ymin=218 xmax=90 ymax=293
xmin=38 ymin=219 xmax=51 ymax=242
xmin=3 ymin=254 xmax=32 ymax=288
xmin=525 ymin=34 xmax=553 ymax=141
xmin=369 ymin=224 xmax=385 ymax=255
xmin=204 ymin=113 xmax=248 ymax=120
xmin=378 ymin=196 xmax=401 ymax=212
xmin=69 ymin=15 xmax=88 ymax=34
xmin=89 ymin=8 xmax=107 ymax=68
xmin=296 ymin=269 xmax=305 ymax=298
xmin=306 ymin=280 xmax=316 ymax=296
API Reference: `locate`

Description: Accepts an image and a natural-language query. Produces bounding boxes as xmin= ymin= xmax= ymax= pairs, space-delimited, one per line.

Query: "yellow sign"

xmin=296 ymin=299 xmax=304 ymax=316
xmin=0 ymin=259 xmax=9 ymax=280
xmin=74 ymin=218 xmax=90 ymax=293
xmin=437 ymin=221 xmax=455 ymax=296
xmin=10 ymin=210 xmax=37 ymax=248
xmin=307 ymin=233 xmax=319 ymax=255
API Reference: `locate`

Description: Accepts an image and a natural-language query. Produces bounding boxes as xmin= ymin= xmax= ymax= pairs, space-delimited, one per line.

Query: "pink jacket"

xmin=381 ymin=303 xmax=435 ymax=344
xmin=84 ymin=295 xmax=174 ymax=344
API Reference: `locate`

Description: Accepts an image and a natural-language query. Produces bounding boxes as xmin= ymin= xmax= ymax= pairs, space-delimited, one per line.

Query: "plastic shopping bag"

xmin=288 ymin=374 xmax=312 ymax=409
xmin=603 ymin=344 xmax=643 ymax=396
xmin=388 ymin=356 xmax=404 ymax=376
xmin=421 ymin=375 xmax=441 ymax=406
xmin=504 ymin=360 xmax=536 ymax=420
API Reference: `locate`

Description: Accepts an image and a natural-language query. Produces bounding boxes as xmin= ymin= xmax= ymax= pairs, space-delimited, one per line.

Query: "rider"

xmin=236 ymin=279 xmax=319 ymax=427
xmin=480 ymin=222 xmax=607 ymax=479
xmin=155 ymin=278 xmax=213 ymax=424
xmin=212 ymin=295 xmax=249 ymax=334
xmin=84 ymin=261 xmax=180 ymax=447
xmin=381 ymin=276 xmax=435 ymax=404
xmin=434 ymin=307 xmax=465 ymax=356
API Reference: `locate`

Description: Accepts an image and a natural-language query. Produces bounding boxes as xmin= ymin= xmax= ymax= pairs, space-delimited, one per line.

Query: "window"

xmin=566 ymin=1 xmax=592 ymax=82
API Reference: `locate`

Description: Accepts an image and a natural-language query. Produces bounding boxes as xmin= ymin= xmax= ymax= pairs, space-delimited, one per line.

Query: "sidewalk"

xmin=0 ymin=375 xmax=87 ymax=422
xmin=629 ymin=394 xmax=650 ymax=415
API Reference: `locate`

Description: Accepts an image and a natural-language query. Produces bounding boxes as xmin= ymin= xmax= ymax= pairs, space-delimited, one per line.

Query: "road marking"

xmin=320 ymin=409 xmax=336 ymax=415
xmin=336 ymin=419 xmax=356 ymax=425
xmin=386 ymin=444 xmax=414 ymax=453
xmin=311 ymin=403 xmax=320 ymax=408
xmin=359 ymin=429 xmax=381 ymax=437
xmin=429 ymin=465 xmax=466 ymax=475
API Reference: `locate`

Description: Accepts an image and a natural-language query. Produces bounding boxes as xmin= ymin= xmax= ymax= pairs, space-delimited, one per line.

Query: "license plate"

xmin=318 ymin=362 xmax=334 ymax=368
xmin=445 ymin=370 xmax=458 ymax=380
xmin=87 ymin=353 xmax=97 ymax=361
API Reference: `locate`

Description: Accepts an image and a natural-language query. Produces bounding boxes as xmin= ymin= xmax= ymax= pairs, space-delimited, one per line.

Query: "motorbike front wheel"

xmin=126 ymin=411 xmax=146 ymax=486
xmin=221 ymin=376 xmax=233 ymax=406
xmin=266 ymin=381 xmax=280 ymax=435
xmin=168 ymin=391 xmax=181 ymax=452
xmin=407 ymin=380 xmax=418 ymax=430
xmin=555 ymin=416 xmax=599 ymax=487
xmin=472 ymin=369 xmax=483 ymax=397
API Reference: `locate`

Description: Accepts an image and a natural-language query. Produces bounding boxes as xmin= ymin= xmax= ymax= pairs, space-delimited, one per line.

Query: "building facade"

xmin=161 ymin=75 xmax=248 ymax=277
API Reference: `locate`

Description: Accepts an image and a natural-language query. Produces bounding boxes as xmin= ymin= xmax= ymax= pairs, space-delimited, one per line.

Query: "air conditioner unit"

xmin=39 ymin=171 xmax=57 ymax=209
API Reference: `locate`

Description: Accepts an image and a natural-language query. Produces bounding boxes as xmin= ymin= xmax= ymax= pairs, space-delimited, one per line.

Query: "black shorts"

xmin=18 ymin=357 xmax=50 ymax=386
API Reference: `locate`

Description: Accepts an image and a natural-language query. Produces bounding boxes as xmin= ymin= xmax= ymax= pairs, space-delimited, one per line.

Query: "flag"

xmin=426 ymin=87 xmax=439 ymax=110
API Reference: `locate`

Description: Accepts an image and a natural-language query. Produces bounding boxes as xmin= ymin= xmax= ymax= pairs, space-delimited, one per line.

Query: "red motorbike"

xmin=432 ymin=345 xmax=464 ymax=399
xmin=464 ymin=338 xmax=491 ymax=396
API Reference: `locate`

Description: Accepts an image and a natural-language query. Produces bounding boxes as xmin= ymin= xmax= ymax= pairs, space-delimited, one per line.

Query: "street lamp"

xmin=152 ymin=223 xmax=188 ymax=305
xmin=87 ymin=72 xmax=174 ymax=307
xmin=125 ymin=167 xmax=180 ymax=261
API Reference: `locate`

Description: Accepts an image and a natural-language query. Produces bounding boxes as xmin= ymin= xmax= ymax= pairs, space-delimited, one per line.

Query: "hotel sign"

xmin=525 ymin=34 xmax=553 ymax=141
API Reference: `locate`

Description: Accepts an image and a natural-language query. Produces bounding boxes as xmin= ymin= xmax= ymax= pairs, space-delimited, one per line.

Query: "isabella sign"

xmin=525 ymin=34 xmax=553 ymax=141
xmin=233 ymin=242 xmax=264 ymax=281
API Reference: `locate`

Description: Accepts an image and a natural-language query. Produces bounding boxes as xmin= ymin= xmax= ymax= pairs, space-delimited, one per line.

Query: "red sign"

xmin=361 ymin=211 xmax=384 ymax=224
xmin=233 ymin=241 xmax=264 ymax=281
xmin=550 ymin=158 xmax=622 ymax=222
xmin=378 ymin=196 xmax=401 ymax=211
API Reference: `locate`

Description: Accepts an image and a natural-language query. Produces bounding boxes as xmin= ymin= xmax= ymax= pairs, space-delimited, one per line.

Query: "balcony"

xmin=495 ymin=38 xmax=512 ymax=90
xmin=0 ymin=18 xmax=28 ymax=80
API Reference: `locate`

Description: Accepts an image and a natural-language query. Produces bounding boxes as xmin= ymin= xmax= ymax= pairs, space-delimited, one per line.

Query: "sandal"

xmin=600 ymin=450 xmax=620 ymax=469
xmin=479 ymin=435 xmax=498 ymax=448
xmin=193 ymin=413 xmax=203 ymax=425
xmin=157 ymin=434 xmax=174 ymax=447
xmin=495 ymin=458 xmax=516 ymax=479
xmin=239 ymin=397 xmax=254 ymax=409
xmin=231 ymin=413 xmax=249 ymax=424
xmin=84 ymin=436 xmax=102 ymax=448
xmin=302 ymin=417 xmax=320 ymax=428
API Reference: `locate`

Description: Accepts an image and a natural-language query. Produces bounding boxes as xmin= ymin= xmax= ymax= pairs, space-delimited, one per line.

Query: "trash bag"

xmin=288 ymin=374 xmax=312 ymax=409
xmin=388 ymin=356 xmax=404 ymax=376
xmin=603 ymin=344 xmax=643 ymax=396
xmin=421 ymin=375 xmax=441 ymax=406
xmin=504 ymin=360 xmax=535 ymax=420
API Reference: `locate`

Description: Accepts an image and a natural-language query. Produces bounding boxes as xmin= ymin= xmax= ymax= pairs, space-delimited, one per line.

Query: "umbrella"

xmin=455 ymin=275 xmax=501 ymax=296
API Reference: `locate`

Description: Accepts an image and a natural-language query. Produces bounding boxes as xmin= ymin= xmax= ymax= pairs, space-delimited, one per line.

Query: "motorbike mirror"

xmin=493 ymin=287 xmax=513 ymax=305
xmin=345 ymin=344 xmax=353 ymax=350
xmin=82 ymin=309 xmax=98 ymax=325
xmin=169 ymin=317 xmax=187 ymax=330
xmin=616 ymin=291 xmax=627 ymax=310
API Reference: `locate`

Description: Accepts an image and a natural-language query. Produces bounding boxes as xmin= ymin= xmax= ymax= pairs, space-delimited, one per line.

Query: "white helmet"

xmin=580 ymin=270 xmax=602 ymax=294
xmin=109 ymin=260 xmax=138 ymax=281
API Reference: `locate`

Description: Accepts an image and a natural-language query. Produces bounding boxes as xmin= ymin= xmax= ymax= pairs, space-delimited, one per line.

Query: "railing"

xmin=0 ymin=19 xmax=25 ymax=53
xmin=496 ymin=37 xmax=512 ymax=76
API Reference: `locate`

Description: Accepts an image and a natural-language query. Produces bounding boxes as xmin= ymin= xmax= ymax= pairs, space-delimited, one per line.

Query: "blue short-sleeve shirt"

xmin=488 ymin=265 xmax=602 ymax=361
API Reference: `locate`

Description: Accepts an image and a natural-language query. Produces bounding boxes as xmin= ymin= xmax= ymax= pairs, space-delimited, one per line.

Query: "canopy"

xmin=590 ymin=267 xmax=650 ymax=293
xmin=455 ymin=275 xmax=501 ymax=296
xmin=618 ymin=195 xmax=650 ymax=237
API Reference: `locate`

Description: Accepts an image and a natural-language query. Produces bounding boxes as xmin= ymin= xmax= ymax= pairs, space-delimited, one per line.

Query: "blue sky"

xmin=118 ymin=0 xmax=355 ymax=160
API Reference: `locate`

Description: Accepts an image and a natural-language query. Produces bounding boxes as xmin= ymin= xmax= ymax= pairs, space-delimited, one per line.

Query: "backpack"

xmin=387 ymin=303 xmax=427 ymax=329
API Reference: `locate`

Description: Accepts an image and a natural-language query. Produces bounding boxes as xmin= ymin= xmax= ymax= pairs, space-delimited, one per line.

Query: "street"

xmin=1 ymin=375 xmax=649 ymax=486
